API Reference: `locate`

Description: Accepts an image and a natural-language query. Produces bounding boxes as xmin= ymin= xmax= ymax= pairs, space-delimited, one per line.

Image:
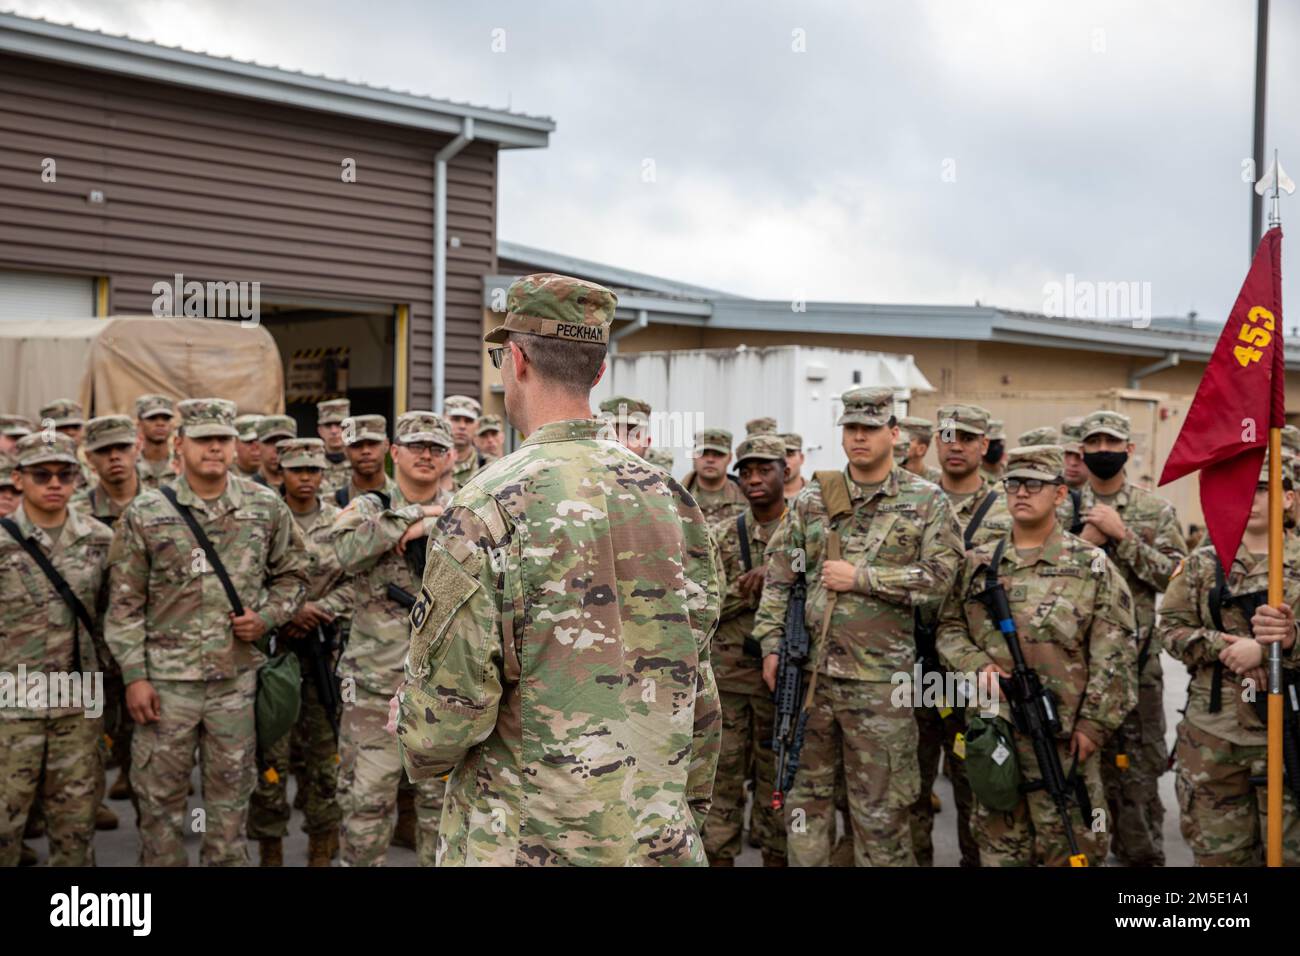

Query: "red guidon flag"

xmin=1160 ymin=227 xmax=1285 ymax=569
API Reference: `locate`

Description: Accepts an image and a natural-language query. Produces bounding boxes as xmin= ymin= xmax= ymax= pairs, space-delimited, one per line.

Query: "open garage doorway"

xmin=258 ymin=298 xmax=401 ymax=437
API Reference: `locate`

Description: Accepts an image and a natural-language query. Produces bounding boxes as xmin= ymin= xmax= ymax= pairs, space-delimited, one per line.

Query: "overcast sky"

xmin=12 ymin=0 xmax=1300 ymax=324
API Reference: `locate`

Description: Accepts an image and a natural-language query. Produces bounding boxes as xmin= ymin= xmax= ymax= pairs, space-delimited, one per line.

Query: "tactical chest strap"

xmin=159 ymin=485 xmax=245 ymax=616
xmin=0 ymin=517 xmax=89 ymax=672
xmin=737 ymin=512 xmax=752 ymax=572
xmin=801 ymin=471 xmax=855 ymax=706
xmin=965 ymin=489 xmax=999 ymax=551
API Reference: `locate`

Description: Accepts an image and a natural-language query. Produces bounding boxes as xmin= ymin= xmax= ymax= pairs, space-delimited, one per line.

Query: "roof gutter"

xmin=608 ymin=310 xmax=650 ymax=356
xmin=1128 ymin=351 xmax=1180 ymax=388
xmin=434 ymin=117 xmax=474 ymax=412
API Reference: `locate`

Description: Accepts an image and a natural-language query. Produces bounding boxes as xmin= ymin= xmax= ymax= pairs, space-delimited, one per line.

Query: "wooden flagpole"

xmin=1267 ymin=426 xmax=1283 ymax=866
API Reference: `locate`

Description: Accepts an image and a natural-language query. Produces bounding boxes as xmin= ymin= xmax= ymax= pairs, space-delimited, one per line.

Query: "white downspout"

xmin=434 ymin=117 xmax=475 ymax=412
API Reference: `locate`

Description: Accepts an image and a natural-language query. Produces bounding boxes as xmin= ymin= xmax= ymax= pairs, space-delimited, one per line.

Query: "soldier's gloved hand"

xmin=1251 ymin=603 xmax=1297 ymax=649
xmin=820 ymin=559 xmax=857 ymax=592
xmin=126 ymin=679 xmax=161 ymax=725
xmin=230 ymin=609 xmax=268 ymax=642
xmin=395 ymin=518 xmax=430 ymax=556
xmin=1069 ymin=730 xmax=1097 ymax=762
xmin=763 ymin=654 xmax=779 ymax=692
xmin=1219 ymin=633 xmax=1265 ymax=674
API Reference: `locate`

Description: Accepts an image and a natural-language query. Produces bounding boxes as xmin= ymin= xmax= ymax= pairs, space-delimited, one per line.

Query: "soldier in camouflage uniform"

xmin=72 ymin=416 xmax=148 ymax=811
xmin=336 ymin=415 xmax=396 ymax=508
xmin=979 ymin=418 xmax=1006 ymax=484
xmin=396 ymin=273 xmax=722 ymax=866
xmin=1018 ymin=426 xmax=1059 ymax=447
xmin=1077 ymin=410 xmax=1186 ymax=866
xmin=39 ymin=399 xmax=95 ymax=489
xmin=1281 ymin=425 xmax=1300 ymax=533
xmin=937 ymin=444 xmax=1137 ymax=866
xmin=1161 ymin=461 xmax=1300 ymax=865
xmin=782 ymin=432 xmax=807 ymax=503
xmin=897 ymin=416 xmax=942 ymax=484
xmin=248 ymin=438 xmax=353 ymax=866
xmin=909 ymin=403 xmax=1012 ymax=867
xmin=746 ymin=416 xmax=777 ymax=436
xmin=233 ymin=415 xmax=263 ymax=480
xmin=316 ymin=399 xmax=353 ymax=494
xmin=0 ymin=451 xmax=17 ymax=517
xmin=684 ymin=428 xmax=748 ymax=523
xmin=106 ymin=399 xmax=308 ymax=866
xmin=0 ymin=414 xmax=34 ymax=456
xmin=135 ymin=394 xmax=176 ymax=491
xmin=444 ymin=395 xmax=485 ymax=491
xmin=1057 ymin=417 xmax=1087 ymax=535
xmin=703 ymin=434 xmax=789 ymax=867
xmin=646 ymin=446 xmax=674 ymax=472
xmin=598 ymin=395 xmax=653 ymax=459
xmin=332 ymin=411 xmax=455 ymax=867
xmin=254 ymin=415 xmax=296 ymax=491
xmin=0 ymin=433 xmax=113 ymax=867
xmin=474 ymin=414 xmax=505 ymax=464
xmin=755 ymin=386 xmax=964 ymax=866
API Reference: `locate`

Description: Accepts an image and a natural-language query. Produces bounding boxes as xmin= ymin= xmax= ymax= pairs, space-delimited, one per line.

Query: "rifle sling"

xmin=965 ymin=489 xmax=998 ymax=550
xmin=0 ymin=517 xmax=89 ymax=672
xmin=159 ymin=485 xmax=245 ymax=616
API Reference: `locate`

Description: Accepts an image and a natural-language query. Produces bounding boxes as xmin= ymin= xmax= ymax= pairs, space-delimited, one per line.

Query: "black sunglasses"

xmin=23 ymin=467 xmax=79 ymax=486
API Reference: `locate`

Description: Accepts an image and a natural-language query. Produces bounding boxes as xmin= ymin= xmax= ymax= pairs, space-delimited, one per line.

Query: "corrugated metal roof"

xmin=0 ymin=11 xmax=554 ymax=148
xmin=497 ymin=241 xmax=739 ymax=300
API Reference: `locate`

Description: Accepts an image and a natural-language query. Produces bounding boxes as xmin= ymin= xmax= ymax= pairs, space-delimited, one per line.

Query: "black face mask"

xmin=1083 ymin=450 xmax=1128 ymax=480
xmin=982 ymin=440 xmax=1004 ymax=465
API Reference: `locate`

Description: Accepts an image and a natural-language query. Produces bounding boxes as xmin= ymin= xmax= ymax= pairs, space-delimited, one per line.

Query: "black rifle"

xmin=388 ymin=583 xmax=416 ymax=609
xmin=973 ymin=539 xmax=1092 ymax=866
xmin=770 ymin=570 xmax=811 ymax=810
xmin=302 ymin=622 xmax=342 ymax=740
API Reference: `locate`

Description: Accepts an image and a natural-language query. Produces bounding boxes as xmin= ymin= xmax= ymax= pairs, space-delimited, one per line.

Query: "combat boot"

xmin=707 ymin=855 xmax=735 ymax=867
xmin=95 ymin=804 xmax=119 ymax=831
xmin=307 ymin=832 xmax=332 ymax=868
xmin=259 ymin=838 xmax=283 ymax=867
xmin=762 ymin=851 xmax=788 ymax=867
xmin=391 ymin=789 xmax=416 ymax=849
xmin=109 ymin=768 xmax=131 ymax=801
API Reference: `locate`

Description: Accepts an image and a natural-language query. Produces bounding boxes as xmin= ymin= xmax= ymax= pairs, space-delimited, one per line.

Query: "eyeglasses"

xmin=488 ymin=346 xmax=507 ymax=369
xmin=23 ymin=467 xmax=78 ymax=486
xmin=403 ymin=443 xmax=449 ymax=458
xmin=1004 ymin=477 xmax=1063 ymax=495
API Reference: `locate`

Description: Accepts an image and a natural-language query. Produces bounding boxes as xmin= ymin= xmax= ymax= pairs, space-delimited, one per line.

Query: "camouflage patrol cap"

xmin=899 ymin=416 xmax=933 ymax=440
xmin=178 ymin=398 xmax=239 ymax=439
xmin=233 ymin=414 xmax=262 ymax=442
xmin=1003 ymin=444 xmax=1064 ymax=481
xmin=0 ymin=451 xmax=15 ymax=488
xmin=986 ymin=419 xmax=1005 ymax=441
xmin=645 ymin=447 xmax=674 ymax=469
xmin=485 ymin=273 xmax=617 ymax=346
xmin=1059 ymin=416 xmax=1086 ymax=453
xmin=1081 ymin=409 xmax=1131 ymax=442
xmin=255 ymin=415 xmax=297 ymax=443
xmin=781 ymin=432 xmax=803 ymax=452
xmin=746 ymin=417 xmax=778 ymax=435
xmin=0 ymin=415 xmax=34 ymax=438
xmin=1259 ymin=454 xmax=1297 ymax=487
xmin=935 ymin=403 xmax=990 ymax=437
xmin=1281 ymin=424 xmax=1300 ymax=459
xmin=39 ymin=398 xmax=84 ymax=428
xmin=476 ymin=415 xmax=503 ymax=436
xmin=343 ymin=414 xmax=387 ymax=445
xmin=134 ymin=394 xmax=174 ymax=420
xmin=84 ymin=415 xmax=137 ymax=452
xmin=1018 ymin=426 xmax=1060 ymax=447
xmin=15 ymin=432 xmax=79 ymax=467
xmin=443 ymin=395 xmax=482 ymax=421
xmin=599 ymin=396 xmax=651 ymax=428
xmin=838 ymin=386 xmax=895 ymax=427
xmin=694 ymin=428 xmax=733 ymax=456
xmin=279 ymin=438 xmax=327 ymax=469
xmin=395 ymin=411 xmax=453 ymax=448
xmin=736 ymin=434 xmax=786 ymax=465
xmin=316 ymin=398 xmax=350 ymax=425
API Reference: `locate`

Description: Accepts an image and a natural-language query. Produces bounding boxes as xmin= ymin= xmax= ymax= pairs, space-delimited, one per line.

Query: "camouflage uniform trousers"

xmin=1100 ymin=679 xmax=1166 ymax=866
xmin=0 ymin=715 xmax=103 ymax=866
xmin=131 ymin=671 xmax=257 ymax=867
xmin=972 ymin=735 xmax=1108 ymax=867
xmin=909 ymin=705 xmax=979 ymax=867
xmin=702 ymin=689 xmax=786 ymax=862
xmin=337 ymin=688 xmax=445 ymax=866
xmin=784 ymin=677 xmax=919 ymax=867
xmin=248 ymin=677 xmax=340 ymax=838
xmin=103 ymin=668 xmax=137 ymax=818
xmin=1174 ymin=720 xmax=1300 ymax=866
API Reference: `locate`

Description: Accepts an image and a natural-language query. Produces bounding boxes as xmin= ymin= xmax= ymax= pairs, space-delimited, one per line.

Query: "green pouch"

xmin=255 ymin=635 xmax=302 ymax=745
xmin=963 ymin=713 xmax=1021 ymax=811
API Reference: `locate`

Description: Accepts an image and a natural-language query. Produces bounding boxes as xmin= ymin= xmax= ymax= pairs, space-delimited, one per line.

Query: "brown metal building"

xmin=0 ymin=12 xmax=552 ymax=427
